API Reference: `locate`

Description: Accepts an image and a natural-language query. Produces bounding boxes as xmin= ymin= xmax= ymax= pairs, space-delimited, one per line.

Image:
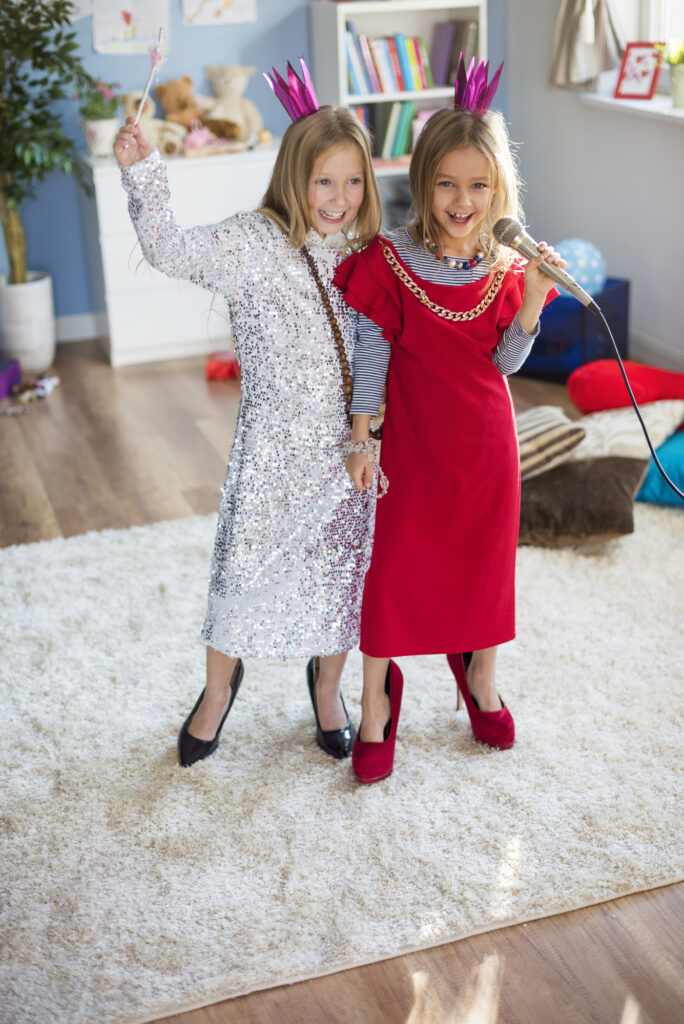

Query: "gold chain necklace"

xmin=379 ymin=239 xmax=506 ymax=322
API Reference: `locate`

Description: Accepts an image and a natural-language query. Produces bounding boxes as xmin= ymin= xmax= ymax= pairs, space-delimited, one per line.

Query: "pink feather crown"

xmin=454 ymin=54 xmax=504 ymax=113
xmin=263 ymin=57 xmax=320 ymax=122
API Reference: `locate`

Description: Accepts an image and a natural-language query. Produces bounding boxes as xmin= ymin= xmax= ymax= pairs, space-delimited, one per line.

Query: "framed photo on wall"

xmin=614 ymin=42 xmax=664 ymax=100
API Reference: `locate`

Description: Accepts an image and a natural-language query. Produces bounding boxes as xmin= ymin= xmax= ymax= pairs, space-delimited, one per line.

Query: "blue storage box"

xmin=519 ymin=277 xmax=629 ymax=383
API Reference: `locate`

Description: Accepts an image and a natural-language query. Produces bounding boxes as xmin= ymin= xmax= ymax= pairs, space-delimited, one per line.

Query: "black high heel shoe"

xmin=177 ymin=659 xmax=244 ymax=767
xmin=306 ymin=657 xmax=356 ymax=759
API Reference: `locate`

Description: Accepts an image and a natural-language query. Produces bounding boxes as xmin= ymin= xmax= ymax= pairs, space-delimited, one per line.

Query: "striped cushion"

xmin=516 ymin=406 xmax=586 ymax=482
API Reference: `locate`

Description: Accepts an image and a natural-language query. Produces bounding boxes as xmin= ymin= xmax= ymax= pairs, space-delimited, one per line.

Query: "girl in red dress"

xmin=333 ymin=60 xmax=565 ymax=783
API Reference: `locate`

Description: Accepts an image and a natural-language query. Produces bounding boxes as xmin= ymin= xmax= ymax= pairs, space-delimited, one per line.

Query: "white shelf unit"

xmin=309 ymin=0 xmax=487 ymax=174
xmin=77 ymin=144 xmax=278 ymax=367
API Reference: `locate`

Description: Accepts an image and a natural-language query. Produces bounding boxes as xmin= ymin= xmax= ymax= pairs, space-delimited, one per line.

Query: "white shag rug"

xmin=1 ymin=506 xmax=682 ymax=1024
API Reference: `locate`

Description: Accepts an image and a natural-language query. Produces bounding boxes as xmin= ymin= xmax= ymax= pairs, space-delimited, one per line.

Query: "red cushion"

xmin=567 ymin=360 xmax=684 ymax=414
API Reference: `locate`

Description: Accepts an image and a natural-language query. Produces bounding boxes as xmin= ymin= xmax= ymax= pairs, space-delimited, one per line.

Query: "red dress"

xmin=334 ymin=236 xmax=552 ymax=658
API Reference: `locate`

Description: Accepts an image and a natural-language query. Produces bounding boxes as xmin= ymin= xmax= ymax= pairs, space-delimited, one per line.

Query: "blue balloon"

xmin=554 ymin=238 xmax=607 ymax=298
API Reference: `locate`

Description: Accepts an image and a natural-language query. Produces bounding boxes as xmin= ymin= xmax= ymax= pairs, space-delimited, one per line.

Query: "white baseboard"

xmin=629 ymin=331 xmax=684 ymax=372
xmin=56 ymin=312 xmax=108 ymax=343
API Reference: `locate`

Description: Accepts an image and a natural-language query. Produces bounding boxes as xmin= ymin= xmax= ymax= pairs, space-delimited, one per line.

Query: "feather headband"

xmin=263 ymin=57 xmax=320 ymax=122
xmin=454 ymin=54 xmax=504 ymax=113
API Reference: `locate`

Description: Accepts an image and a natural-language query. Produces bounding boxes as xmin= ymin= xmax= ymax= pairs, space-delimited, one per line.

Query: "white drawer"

xmin=107 ymin=289 xmax=231 ymax=353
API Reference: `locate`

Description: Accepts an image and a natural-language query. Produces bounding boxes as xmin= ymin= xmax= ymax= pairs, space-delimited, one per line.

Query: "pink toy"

xmin=133 ymin=28 xmax=166 ymax=126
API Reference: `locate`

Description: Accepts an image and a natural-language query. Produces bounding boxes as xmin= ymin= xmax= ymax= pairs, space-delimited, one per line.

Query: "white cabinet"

xmin=78 ymin=145 xmax=278 ymax=367
xmin=309 ymin=0 xmax=487 ymax=176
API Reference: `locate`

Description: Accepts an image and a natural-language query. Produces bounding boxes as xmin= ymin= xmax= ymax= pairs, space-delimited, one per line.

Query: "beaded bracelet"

xmin=343 ymin=439 xmax=377 ymax=461
xmin=342 ymin=439 xmax=389 ymax=498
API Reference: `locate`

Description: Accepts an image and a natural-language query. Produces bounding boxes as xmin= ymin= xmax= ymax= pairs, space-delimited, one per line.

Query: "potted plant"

xmin=0 ymin=0 xmax=96 ymax=373
xmin=657 ymin=40 xmax=684 ymax=108
xmin=76 ymin=78 xmax=122 ymax=159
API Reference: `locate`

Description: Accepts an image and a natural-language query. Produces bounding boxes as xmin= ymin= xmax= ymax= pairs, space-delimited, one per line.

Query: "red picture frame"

xmin=614 ymin=42 xmax=664 ymax=100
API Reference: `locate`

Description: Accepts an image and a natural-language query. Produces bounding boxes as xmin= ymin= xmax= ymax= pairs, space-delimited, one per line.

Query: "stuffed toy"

xmin=155 ymin=76 xmax=214 ymax=131
xmin=204 ymin=64 xmax=272 ymax=143
xmin=567 ymin=359 xmax=684 ymax=414
xmin=120 ymin=90 xmax=187 ymax=156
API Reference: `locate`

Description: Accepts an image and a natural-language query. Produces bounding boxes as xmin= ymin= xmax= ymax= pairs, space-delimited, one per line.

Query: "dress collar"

xmin=304 ymin=227 xmax=347 ymax=251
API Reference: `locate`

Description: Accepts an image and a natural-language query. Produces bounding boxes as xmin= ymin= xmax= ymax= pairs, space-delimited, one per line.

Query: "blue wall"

xmin=3 ymin=0 xmax=506 ymax=320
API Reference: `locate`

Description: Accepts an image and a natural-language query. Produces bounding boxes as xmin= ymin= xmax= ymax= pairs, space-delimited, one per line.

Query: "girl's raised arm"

xmin=116 ymin=119 xmax=248 ymax=298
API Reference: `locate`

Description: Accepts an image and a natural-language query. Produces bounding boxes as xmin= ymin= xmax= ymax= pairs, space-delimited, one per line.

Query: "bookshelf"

xmin=309 ymin=0 xmax=487 ymax=176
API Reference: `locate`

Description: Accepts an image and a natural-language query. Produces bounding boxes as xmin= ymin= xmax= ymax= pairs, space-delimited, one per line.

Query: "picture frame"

xmin=613 ymin=42 xmax=664 ymax=100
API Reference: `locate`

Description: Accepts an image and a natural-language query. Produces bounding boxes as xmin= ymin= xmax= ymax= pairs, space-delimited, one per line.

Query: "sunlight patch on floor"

xmin=489 ymin=835 xmax=522 ymax=921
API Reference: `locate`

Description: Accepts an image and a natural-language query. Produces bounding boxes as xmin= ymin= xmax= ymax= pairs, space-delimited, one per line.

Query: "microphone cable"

xmin=589 ymin=305 xmax=684 ymax=501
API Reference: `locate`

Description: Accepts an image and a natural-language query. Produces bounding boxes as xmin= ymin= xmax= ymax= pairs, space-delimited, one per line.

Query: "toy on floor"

xmin=205 ymin=351 xmax=241 ymax=380
xmin=18 ymin=374 xmax=61 ymax=402
xmin=568 ymin=359 xmax=684 ymax=414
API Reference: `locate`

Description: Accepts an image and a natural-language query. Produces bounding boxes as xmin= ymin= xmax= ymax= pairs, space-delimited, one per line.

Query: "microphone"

xmin=492 ymin=216 xmax=600 ymax=314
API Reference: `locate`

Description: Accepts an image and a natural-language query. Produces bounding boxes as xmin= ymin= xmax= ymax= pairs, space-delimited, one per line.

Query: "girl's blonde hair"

xmin=408 ymin=107 xmax=523 ymax=270
xmin=258 ymin=106 xmax=382 ymax=251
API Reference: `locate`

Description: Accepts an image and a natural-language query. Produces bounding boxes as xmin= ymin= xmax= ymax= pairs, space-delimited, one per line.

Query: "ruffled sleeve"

xmin=333 ymin=237 xmax=404 ymax=346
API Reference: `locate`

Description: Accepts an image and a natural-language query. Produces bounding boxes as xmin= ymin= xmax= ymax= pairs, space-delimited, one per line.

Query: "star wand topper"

xmin=133 ymin=28 xmax=166 ymax=125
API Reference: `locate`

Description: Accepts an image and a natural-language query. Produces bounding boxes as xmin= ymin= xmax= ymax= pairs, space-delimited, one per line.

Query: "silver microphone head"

xmin=492 ymin=216 xmax=525 ymax=247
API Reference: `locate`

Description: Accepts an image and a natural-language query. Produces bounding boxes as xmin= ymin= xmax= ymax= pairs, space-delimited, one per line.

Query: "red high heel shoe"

xmin=352 ymin=660 xmax=403 ymax=784
xmin=446 ymin=653 xmax=514 ymax=750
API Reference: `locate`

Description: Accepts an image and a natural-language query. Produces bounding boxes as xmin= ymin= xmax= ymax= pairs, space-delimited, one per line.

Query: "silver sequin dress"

xmin=121 ymin=150 xmax=375 ymax=659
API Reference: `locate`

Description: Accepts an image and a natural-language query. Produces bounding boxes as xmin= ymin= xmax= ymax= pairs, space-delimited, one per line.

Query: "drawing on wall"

xmin=182 ymin=0 xmax=257 ymax=26
xmin=92 ymin=0 xmax=170 ymax=54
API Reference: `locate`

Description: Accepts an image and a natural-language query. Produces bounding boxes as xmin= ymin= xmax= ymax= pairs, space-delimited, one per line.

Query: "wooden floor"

xmin=2 ymin=342 xmax=683 ymax=1024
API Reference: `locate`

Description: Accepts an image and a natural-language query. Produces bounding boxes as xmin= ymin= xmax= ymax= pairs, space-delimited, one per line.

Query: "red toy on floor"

xmin=568 ymin=359 xmax=684 ymax=414
xmin=205 ymin=350 xmax=241 ymax=381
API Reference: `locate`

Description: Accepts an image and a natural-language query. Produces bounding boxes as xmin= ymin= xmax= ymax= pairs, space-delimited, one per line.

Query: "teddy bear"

xmin=155 ymin=76 xmax=214 ymax=131
xmin=119 ymin=90 xmax=187 ymax=156
xmin=204 ymin=64 xmax=272 ymax=144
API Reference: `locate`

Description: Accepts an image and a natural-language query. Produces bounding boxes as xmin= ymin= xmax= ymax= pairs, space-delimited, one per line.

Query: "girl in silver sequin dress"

xmin=114 ymin=103 xmax=382 ymax=767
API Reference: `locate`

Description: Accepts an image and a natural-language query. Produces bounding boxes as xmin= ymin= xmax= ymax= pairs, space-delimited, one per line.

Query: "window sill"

xmin=580 ymin=91 xmax=684 ymax=125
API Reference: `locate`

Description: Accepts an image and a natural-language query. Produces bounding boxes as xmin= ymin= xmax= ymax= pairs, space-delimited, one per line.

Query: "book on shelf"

xmin=358 ymin=32 xmax=381 ymax=93
xmin=345 ymin=30 xmax=436 ymax=98
xmin=447 ymin=20 xmax=479 ymax=84
xmin=368 ymin=37 xmax=396 ymax=92
xmin=345 ymin=30 xmax=369 ymax=95
xmin=430 ymin=20 xmax=480 ymax=88
xmin=405 ymin=37 xmax=424 ymax=91
xmin=386 ymin=36 xmax=407 ymax=91
xmin=430 ymin=22 xmax=457 ymax=86
xmin=416 ymin=38 xmax=435 ymax=89
xmin=391 ymin=100 xmax=416 ymax=159
xmin=394 ymin=34 xmax=415 ymax=91
xmin=381 ymin=100 xmax=403 ymax=159
xmin=411 ymin=107 xmax=441 ymax=150
xmin=351 ymin=105 xmax=370 ymax=130
xmin=345 ymin=21 xmax=374 ymax=94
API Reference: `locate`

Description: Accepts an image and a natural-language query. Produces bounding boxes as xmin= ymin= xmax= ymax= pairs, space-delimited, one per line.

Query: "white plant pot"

xmin=0 ymin=271 xmax=56 ymax=375
xmin=671 ymin=64 xmax=684 ymax=109
xmin=81 ymin=117 xmax=120 ymax=158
